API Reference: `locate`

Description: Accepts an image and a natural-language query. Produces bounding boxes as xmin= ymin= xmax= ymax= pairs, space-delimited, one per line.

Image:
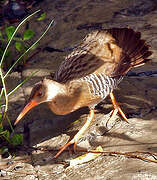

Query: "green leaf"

xmin=0 ymin=124 xmax=3 ymax=132
xmin=37 ymin=12 xmax=46 ymax=21
xmin=5 ymin=26 xmax=16 ymax=40
xmin=0 ymin=146 xmax=8 ymax=155
xmin=10 ymin=134 xmax=23 ymax=146
xmin=4 ymin=130 xmax=10 ymax=140
xmin=23 ymin=29 xmax=34 ymax=40
xmin=15 ymin=42 xmax=22 ymax=51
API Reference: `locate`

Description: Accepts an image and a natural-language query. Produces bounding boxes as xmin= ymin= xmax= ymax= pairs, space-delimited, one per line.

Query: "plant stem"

xmin=0 ymin=10 xmax=40 ymax=67
xmin=7 ymin=70 xmax=38 ymax=97
xmin=0 ymin=67 xmax=8 ymax=116
xmin=4 ymin=19 xmax=54 ymax=78
xmin=0 ymin=87 xmax=4 ymax=99
xmin=0 ymin=10 xmax=40 ymax=117
xmin=6 ymin=114 xmax=14 ymax=132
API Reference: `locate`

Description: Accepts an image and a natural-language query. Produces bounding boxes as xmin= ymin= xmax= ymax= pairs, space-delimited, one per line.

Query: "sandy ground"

xmin=1 ymin=0 xmax=157 ymax=179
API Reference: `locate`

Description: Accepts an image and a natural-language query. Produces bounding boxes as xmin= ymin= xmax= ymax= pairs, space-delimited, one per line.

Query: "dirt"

xmin=1 ymin=0 xmax=157 ymax=179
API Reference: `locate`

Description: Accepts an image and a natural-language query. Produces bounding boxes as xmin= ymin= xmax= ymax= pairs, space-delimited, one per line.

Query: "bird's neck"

xmin=46 ymin=80 xmax=82 ymax=115
xmin=46 ymin=80 xmax=67 ymax=102
xmin=46 ymin=79 xmax=101 ymax=115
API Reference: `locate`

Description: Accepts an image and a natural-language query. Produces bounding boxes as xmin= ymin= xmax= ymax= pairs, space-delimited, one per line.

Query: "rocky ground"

xmin=1 ymin=0 xmax=157 ymax=179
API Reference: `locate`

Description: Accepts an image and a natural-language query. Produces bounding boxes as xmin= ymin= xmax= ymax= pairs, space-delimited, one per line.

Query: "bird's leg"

xmin=54 ymin=109 xmax=95 ymax=158
xmin=109 ymin=92 xmax=128 ymax=123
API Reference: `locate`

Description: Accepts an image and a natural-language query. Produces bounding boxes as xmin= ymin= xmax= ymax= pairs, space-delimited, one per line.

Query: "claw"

xmin=54 ymin=109 xmax=95 ymax=158
xmin=110 ymin=92 xmax=129 ymax=123
xmin=54 ymin=140 xmax=74 ymax=158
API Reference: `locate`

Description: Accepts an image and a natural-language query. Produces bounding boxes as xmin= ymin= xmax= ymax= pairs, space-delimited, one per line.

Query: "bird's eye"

xmin=37 ymin=91 xmax=43 ymax=97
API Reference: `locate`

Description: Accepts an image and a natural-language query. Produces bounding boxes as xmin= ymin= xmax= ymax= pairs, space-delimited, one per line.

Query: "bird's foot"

xmin=54 ymin=139 xmax=76 ymax=158
xmin=54 ymin=109 xmax=95 ymax=158
xmin=109 ymin=92 xmax=129 ymax=123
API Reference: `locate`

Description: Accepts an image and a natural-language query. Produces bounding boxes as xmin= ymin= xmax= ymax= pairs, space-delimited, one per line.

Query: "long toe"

xmin=54 ymin=140 xmax=74 ymax=158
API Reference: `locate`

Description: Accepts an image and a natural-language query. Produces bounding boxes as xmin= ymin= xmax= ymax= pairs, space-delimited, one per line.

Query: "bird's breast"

xmin=47 ymin=75 xmax=121 ymax=115
xmin=47 ymin=80 xmax=102 ymax=115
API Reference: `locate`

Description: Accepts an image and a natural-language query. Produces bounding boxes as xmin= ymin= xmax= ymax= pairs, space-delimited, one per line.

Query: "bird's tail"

xmin=107 ymin=28 xmax=152 ymax=76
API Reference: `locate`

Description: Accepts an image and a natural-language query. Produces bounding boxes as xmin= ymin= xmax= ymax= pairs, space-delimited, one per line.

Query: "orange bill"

xmin=14 ymin=100 xmax=37 ymax=125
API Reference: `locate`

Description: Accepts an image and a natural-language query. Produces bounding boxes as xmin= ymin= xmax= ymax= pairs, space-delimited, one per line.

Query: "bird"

xmin=14 ymin=27 xmax=152 ymax=158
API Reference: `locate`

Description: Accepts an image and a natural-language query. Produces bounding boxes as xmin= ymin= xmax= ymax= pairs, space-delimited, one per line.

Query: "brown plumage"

xmin=15 ymin=28 xmax=152 ymax=157
xmin=55 ymin=28 xmax=152 ymax=82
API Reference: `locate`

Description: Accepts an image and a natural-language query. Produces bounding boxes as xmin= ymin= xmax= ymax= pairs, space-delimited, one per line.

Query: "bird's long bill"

xmin=14 ymin=100 xmax=37 ymax=125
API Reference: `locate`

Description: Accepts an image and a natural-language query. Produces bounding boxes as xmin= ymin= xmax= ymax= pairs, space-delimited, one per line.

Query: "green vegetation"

xmin=0 ymin=12 xmax=47 ymax=71
xmin=0 ymin=26 xmax=35 ymax=71
xmin=0 ymin=10 xmax=53 ymax=157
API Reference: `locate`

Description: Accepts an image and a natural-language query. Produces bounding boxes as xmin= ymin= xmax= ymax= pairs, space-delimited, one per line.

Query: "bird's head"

xmin=14 ymin=79 xmax=63 ymax=125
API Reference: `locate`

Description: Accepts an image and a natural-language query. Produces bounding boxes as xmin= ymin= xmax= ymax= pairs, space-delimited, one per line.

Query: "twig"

xmin=16 ymin=145 xmax=157 ymax=164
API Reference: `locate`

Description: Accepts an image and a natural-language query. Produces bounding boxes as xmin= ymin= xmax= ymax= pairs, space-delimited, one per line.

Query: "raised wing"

xmin=55 ymin=28 xmax=152 ymax=83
